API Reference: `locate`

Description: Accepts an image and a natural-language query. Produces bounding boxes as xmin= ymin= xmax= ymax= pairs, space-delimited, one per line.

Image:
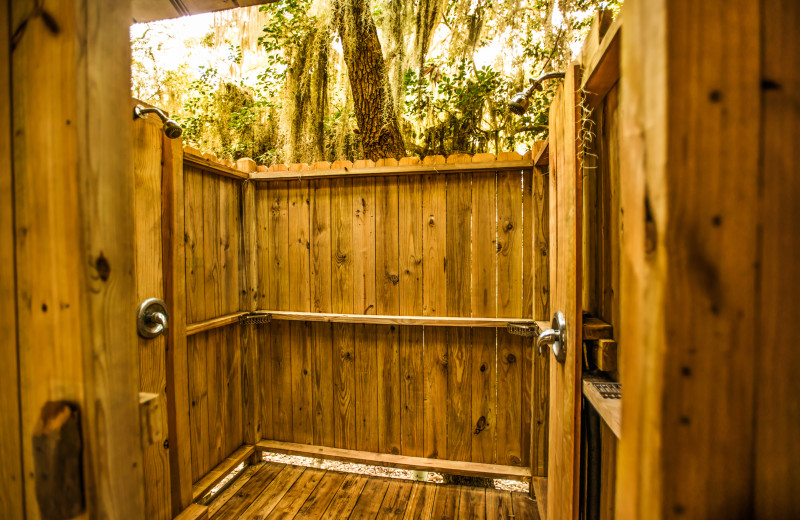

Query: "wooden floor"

xmin=207 ymin=461 xmax=540 ymax=519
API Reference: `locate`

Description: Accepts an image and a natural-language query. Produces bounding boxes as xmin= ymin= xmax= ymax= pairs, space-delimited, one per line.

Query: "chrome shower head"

xmin=134 ymin=105 xmax=183 ymax=139
xmin=163 ymin=119 xmax=183 ymax=139
xmin=507 ymin=71 xmax=566 ymax=116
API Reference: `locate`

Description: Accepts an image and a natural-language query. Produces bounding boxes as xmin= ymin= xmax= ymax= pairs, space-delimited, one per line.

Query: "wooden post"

xmin=10 ymin=0 xmax=144 ymax=518
xmin=163 ymin=136 xmax=192 ymax=512
xmin=618 ymin=0 xmax=800 ymax=518
xmin=0 ymin=0 xmax=23 ymax=517
xmin=238 ymin=159 xmax=261 ymax=462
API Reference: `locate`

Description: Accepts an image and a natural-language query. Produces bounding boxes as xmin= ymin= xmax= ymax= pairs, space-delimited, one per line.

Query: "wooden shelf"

xmin=255 ymin=310 xmax=536 ymax=328
xmin=256 ymin=440 xmax=532 ymax=482
xmin=186 ymin=312 xmax=248 ymax=336
xmin=582 ymin=376 xmax=621 ymax=438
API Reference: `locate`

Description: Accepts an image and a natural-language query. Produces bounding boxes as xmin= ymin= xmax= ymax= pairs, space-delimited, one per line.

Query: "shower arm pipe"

xmin=134 ymin=105 xmax=169 ymax=122
xmin=526 ymin=71 xmax=567 ymax=95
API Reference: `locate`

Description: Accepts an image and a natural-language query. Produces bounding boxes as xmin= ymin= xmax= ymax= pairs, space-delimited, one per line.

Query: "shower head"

xmin=508 ymin=71 xmax=566 ymax=116
xmin=163 ymin=119 xmax=183 ymax=139
xmin=134 ymin=105 xmax=183 ymax=139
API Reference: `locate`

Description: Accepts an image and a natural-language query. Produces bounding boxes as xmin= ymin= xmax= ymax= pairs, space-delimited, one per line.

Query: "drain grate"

xmin=592 ymin=381 xmax=621 ymax=399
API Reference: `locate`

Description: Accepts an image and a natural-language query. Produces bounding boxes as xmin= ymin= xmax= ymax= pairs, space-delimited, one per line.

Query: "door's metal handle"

xmin=537 ymin=311 xmax=567 ymax=363
xmin=137 ymin=298 xmax=169 ymax=338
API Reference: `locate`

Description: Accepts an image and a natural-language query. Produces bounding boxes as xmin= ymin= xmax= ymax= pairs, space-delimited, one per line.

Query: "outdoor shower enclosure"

xmin=132 ymin=121 xmax=551 ymax=519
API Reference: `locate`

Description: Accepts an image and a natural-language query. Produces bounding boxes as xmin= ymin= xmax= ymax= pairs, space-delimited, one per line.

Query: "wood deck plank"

xmin=239 ymin=465 xmax=306 ymax=519
xmin=210 ymin=462 xmax=283 ymax=520
xmin=457 ymin=486 xmax=486 ymax=520
xmin=431 ymin=484 xmax=461 ymax=519
xmin=293 ymin=471 xmax=347 ymax=519
xmin=264 ymin=467 xmax=326 ymax=519
xmin=349 ymin=478 xmax=391 ymax=519
xmin=402 ymin=482 xmax=437 ymax=520
xmin=376 ymin=480 xmax=414 ymax=518
xmin=512 ymin=492 xmax=541 ymax=520
xmin=485 ymin=489 xmax=514 ymax=520
xmin=323 ymin=473 xmax=369 ymax=517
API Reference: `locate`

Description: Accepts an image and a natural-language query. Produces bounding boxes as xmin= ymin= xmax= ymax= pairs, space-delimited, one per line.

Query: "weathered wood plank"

xmin=0 ymin=0 xmax=22 ymax=511
xmin=471 ymin=170 xmax=497 ymax=464
xmin=375 ymin=177 xmax=401 ymax=455
xmin=376 ymin=479 xmax=413 ymax=519
xmin=422 ymin=172 xmax=447 ymax=460
xmin=323 ymin=473 xmax=369 ymax=517
xmin=164 ymin=137 xmax=192 ymax=512
xmin=398 ymin=175 xmax=424 ymax=457
xmin=403 ymin=482 xmax=437 ymax=520
xmin=349 ymin=477 xmax=391 ymax=519
xmin=134 ymin=118 xmax=172 ymax=519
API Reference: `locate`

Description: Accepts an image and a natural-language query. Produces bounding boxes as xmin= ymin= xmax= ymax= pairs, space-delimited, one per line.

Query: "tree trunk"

xmin=334 ymin=0 xmax=406 ymax=161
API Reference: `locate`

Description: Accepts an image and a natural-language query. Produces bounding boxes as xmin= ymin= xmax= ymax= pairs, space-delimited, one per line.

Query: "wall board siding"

xmin=254 ymin=170 xmax=543 ymax=466
xmin=183 ymin=164 xmax=245 ymax=482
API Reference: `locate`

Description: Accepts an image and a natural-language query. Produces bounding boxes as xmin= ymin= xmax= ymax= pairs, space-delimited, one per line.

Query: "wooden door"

xmin=546 ymin=63 xmax=583 ymax=520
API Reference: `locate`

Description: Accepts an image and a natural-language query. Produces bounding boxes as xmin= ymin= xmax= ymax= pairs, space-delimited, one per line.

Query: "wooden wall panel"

xmin=253 ymin=167 xmax=540 ymax=466
xmin=183 ymin=164 xmax=246 ymax=482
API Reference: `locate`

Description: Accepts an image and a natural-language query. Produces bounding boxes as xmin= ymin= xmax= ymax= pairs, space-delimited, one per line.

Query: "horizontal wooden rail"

xmin=184 ymin=151 xmax=250 ymax=181
xmin=250 ymin=159 xmax=534 ymax=181
xmin=582 ymin=376 xmax=621 ymax=438
xmin=256 ymin=440 xmax=532 ymax=482
xmin=186 ymin=311 xmax=248 ymax=336
xmin=255 ymin=310 xmax=536 ymax=328
xmin=192 ymin=444 xmax=255 ymax=502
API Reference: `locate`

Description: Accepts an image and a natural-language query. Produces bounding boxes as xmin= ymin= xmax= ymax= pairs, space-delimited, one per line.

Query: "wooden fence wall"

xmin=253 ymin=164 xmax=547 ymax=469
xmin=183 ymin=162 xmax=246 ymax=482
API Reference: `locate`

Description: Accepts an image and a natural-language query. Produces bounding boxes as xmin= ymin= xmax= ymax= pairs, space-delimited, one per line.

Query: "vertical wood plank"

xmin=255 ymin=186 xmax=273 ymax=441
xmin=134 ymin=119 xmax=171 ymax=519
xmin=312 ymin=323 xmax=335 ymax=447
xmin=497 ymin=171 xmax=524 ymax=466
xmin=756 ymin=1 xmax=800 ymax=517
xmin=521 ymin=166 xmax=535 ymax=471
xmin=288 ymin=180 xmax=312 ymax=444
xmin=422 ymin=173 xmax=447 ymax=460
xmin=12 ymin=2 xmax=145 ymax=517
xmin=398 ymin=175 xmax=424 ymax=457
xmin=0 ymin=0 xmax=22 ymax=511
xmin=310 ymin=179 xmax=334 ymax=447
xmin=162 ymin=137 xmax=192 ymax=512
xmin=446 ymin=171 xmax=472 ymax=462
xmin=331 ymin=178 xmax=355 ymax=449
xmin=376 ymin=177 xmax=401 ymax=455
xmin=241 ymin=178 xmax=261 ymax=458
xmin=185 ymin=166 xmax=209 ymax=482
xmin=353 ymin=178 xmax=378 ymax=451
xmin=531 ymin=165 xmax=550 ymax=478
xmin=471 ymin=172 xmax=497 ymax=464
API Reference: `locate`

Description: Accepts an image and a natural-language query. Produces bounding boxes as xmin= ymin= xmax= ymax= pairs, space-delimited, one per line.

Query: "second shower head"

xmin=134 ymin=104 xmax=183 ymax=139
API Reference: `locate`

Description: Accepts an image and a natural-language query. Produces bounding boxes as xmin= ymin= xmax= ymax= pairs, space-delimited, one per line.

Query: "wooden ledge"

xmin=192 ymin=444 xmax=255 ymax=503
xmin=256 ymin=440 xmax=532 ymax=482
xmin=582 ymin=376 xmax=621 ymax=438
xmin=186 ymin=312 xmax=248 ymax=336
xmin=256 ymin=310 xmax=536 ymax=328
xmin=250 ymin=159 xmax=534 ymax=181
xmin=183 ymin=150 xmax=250 ymax=181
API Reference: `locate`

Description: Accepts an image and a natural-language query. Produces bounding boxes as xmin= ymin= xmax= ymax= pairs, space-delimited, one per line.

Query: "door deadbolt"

xmin=137 ymin=298 xmax=169 ymax=338
xmin=537 ymin=311 xmax=567 ymax=363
